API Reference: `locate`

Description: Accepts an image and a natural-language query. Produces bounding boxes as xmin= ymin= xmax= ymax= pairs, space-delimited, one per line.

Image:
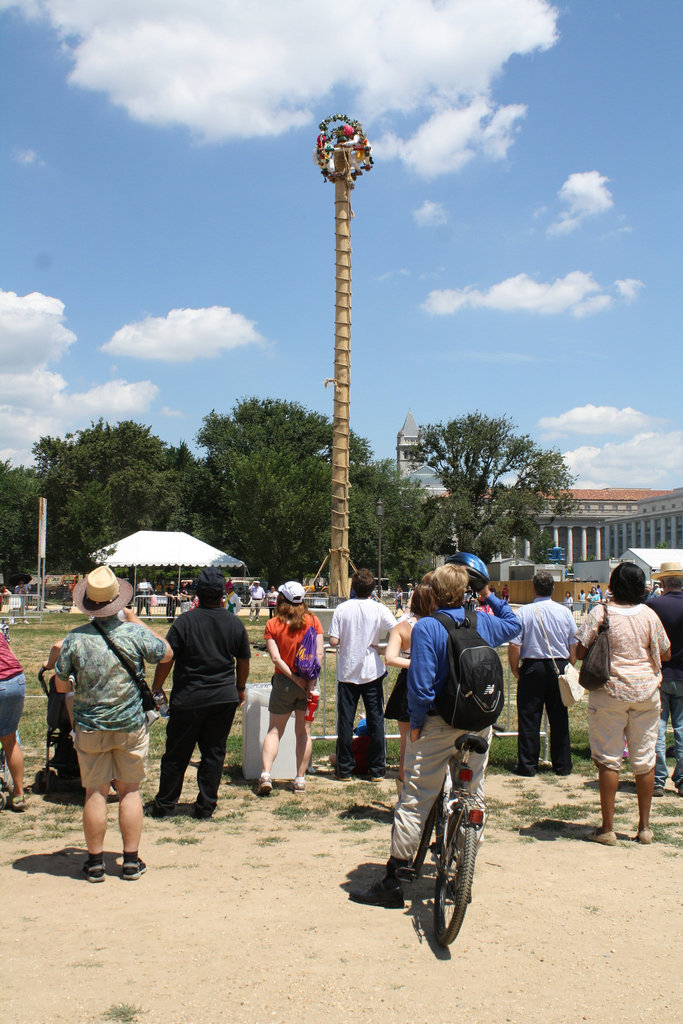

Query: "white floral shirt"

xmin=576 ymin=603 xmax=670 ymax=702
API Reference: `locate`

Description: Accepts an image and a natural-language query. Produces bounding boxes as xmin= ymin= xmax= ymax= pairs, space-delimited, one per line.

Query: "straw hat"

xmin=651 ymin=561 xmax=683 ymax=580
xmin=72 ymin=565 xmax=133 ymax=617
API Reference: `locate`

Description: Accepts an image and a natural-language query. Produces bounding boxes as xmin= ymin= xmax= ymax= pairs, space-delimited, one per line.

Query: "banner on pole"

xmin=38 ymin=497 xmax=47 ymax=560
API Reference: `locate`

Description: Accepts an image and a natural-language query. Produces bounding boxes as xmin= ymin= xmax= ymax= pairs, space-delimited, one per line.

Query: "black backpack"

xmin=432 ymin=611 xmax=504 ymax=731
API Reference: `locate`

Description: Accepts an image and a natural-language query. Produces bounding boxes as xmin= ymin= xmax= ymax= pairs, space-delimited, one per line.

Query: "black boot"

xmin=349 ymin=856 xmax=408 ymax=908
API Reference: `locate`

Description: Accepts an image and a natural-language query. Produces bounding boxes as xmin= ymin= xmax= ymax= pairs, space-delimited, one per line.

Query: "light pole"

xmin=375 ymin=498 xmax=384 ymax=600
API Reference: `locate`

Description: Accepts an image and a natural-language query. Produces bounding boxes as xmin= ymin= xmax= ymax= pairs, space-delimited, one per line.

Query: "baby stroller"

xmin=34 ymin=667 xmax=82 ymax=793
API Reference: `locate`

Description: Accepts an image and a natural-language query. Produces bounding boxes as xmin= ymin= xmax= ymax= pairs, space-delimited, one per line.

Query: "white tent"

xmin=97 ymin=531 xmax=245 ymax=571
xmin=619 ymin=548 xmax=683 ymax=580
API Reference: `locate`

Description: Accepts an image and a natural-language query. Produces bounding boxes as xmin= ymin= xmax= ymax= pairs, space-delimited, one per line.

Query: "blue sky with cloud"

xmin=1 ymin=0 xmax=681 ymax=487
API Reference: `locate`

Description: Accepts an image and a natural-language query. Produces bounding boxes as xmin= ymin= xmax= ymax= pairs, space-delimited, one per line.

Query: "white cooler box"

xmin=241 ymin=683 xmax=297 ymax=780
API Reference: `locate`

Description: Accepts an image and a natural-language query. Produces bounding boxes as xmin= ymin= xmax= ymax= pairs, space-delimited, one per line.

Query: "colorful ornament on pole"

xmin=314 ymin=114 xmax=373 ymax=182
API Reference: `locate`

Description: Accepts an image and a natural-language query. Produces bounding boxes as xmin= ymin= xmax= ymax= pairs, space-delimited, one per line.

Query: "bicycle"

xmin=403 ymin=729 xmax=491 ymax=946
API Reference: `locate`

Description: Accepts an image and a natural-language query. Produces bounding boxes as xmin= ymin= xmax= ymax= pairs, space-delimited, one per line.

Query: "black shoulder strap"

xmin=433 ymin=610 xmax=476 ymax=636
xmin=91 ymin=619 xmax=147 ymax=697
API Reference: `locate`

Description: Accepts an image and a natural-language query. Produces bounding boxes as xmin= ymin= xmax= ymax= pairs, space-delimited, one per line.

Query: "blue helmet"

xmin=444 ymin=552 xmax=489 ymax=593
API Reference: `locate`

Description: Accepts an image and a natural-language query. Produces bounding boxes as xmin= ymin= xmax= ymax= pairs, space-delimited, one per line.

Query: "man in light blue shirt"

xmin=507 ymin=571 xmax=577 ymax=777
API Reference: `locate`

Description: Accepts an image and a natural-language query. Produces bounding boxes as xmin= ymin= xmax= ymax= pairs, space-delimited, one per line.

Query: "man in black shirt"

xmin=150 ymin=567 xmax=250 ymax=818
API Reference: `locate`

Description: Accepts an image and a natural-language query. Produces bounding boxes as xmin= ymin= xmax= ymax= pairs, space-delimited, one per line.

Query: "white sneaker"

xmin=257 ymin=774 xmax=272 ymax=796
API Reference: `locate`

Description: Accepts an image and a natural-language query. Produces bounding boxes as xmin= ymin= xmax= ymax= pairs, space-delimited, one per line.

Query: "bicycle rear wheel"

xmin=433 ymin=820 xmax=478 ymax=946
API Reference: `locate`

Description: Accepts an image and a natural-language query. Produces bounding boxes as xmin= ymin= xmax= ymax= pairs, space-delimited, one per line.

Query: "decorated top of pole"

xmin=314 ymin=114 xmax=373 ymax=182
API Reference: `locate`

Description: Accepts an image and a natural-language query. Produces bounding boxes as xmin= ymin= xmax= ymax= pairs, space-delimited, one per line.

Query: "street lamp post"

xmin=375 ymin=498 xmax=384 ymax=600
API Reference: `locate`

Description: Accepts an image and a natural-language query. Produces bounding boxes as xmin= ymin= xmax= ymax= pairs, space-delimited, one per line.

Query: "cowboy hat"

xmin=651 ymin=561 xmax=683 ymax=580
xmin=72 ymin=565 xmax=133 ymax=617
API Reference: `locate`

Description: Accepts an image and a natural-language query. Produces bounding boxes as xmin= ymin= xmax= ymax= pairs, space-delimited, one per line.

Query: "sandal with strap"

xmin=10 ymin=795 xmax=26 ymax=812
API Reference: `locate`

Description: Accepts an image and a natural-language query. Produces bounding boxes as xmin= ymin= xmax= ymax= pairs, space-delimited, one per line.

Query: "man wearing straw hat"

xmin=647 ymin=561 xmax=683 ymax=797
xmin=55 ymin=566 xmax=172 ymax=882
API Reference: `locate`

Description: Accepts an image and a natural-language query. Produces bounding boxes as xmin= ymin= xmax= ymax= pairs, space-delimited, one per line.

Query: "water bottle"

xmin=304 ymin=688 xmax=320 ymax=722
xmin=152 ymin=691 xmax=170 ymax=719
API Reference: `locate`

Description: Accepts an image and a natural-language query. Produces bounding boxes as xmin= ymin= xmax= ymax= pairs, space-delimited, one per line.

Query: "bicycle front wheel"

xmin=433 ymin=821 xmax=478 ymax=946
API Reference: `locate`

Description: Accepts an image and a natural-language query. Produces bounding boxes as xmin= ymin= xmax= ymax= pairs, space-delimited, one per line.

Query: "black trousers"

xmin=154 ymin=701 xmax=237 ymax=815
xmin=516 ymin=659 xmax=572 ymax=775
xmin=336 ymin=677 xmax=385 ymax=777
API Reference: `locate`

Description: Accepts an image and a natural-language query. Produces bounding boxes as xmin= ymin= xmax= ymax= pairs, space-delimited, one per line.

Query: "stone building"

xmin=396 ymin=411 xmax=681 ymax=563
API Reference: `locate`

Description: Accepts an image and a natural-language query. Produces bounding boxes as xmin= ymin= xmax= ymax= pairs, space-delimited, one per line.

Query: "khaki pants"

xmin=391 ymin=714 xmax=491 ymax=862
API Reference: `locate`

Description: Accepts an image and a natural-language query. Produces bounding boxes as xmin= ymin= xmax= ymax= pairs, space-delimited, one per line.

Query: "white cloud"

xmin=413 ymin=200 xmax=448 ymax=227
xmin=538 ymin=404 xmax=662 ymax=439
xmin=547 ymin=171 xmax=614 ymax=235
xmin=7 ymin=0 xmax=559 ymax=173
xmin=422 ymin=271 xmax=625 ymax=317
xmin=12 ymin=147 xmax=41 ymax=165
xmin=563 ymin=432 xmax=683 ymax=488
xmin=615 ymin=278 xmax=644 ymax=301
xmin=375 ymin=98 xmax=527 ymax=177
xmin=0 ymin=289 xmax=76 ymax=370
xmin=0 ymin=288 xmax=158 ymax=465
xmin=102 ymin=306 xmax=265 ymax=362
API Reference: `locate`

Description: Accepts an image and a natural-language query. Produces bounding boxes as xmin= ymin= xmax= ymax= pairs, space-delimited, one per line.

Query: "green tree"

xmin=0 ymin=461 xmax=40 ymax=579
xmin=33 ymin=420 xmax=184 ymax=570
xmin=197 ymin=398 xmax=429 ymax=583
xmin=349 ymin=460 xmax=433 ymax=583
xmin=415 ymin=412 xmax=574 ymax=564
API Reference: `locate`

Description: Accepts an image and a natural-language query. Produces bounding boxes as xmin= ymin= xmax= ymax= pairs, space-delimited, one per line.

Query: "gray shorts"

xmin=268 ymin=674 xmax=308 ymax=715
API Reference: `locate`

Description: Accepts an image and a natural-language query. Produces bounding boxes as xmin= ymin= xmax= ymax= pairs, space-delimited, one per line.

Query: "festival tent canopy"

xmin=95 ymin=531 xmax=245 ymax=570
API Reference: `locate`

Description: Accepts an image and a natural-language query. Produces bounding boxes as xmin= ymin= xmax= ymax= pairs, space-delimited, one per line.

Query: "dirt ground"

xmin=3 ymin=763 xmax=682 ymax=1024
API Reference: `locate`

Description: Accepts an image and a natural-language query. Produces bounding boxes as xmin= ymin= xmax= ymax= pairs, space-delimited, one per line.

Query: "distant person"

xmin=564 ymin=591 xmax=573 ymax=607
xmin=501 ymin=584 xmax=510 ymax=603
xmin=394 ymin=586 xmax=403 ymax=614
xmin=329 ymin=568 xmax=396 ymax=780
xmin=249 ymin=580 xmax=265 ymax=621
xmin=225 ymin=582 xmax=241 ymax=616
xmin=507 ymin=571 xmax=578 ymax=777
xmin=136 ymin=578 xmax=153 ymax=616
xmin=55 ymin=567 xmax=172 ymax=881
xmin=151 ymin=568 xmax=250 ymax=819
xmin=646 ymin=562 xmax=683 ymax=797
xmin=164 ymin=580 xmax=179 ymax=622
xmin=0 ymin=628 xmax=26 ymax=810
xmin=266 ymin=585 xmax=278 ymax=618
xmin=14 ymin=581 xmax=29 ymax=623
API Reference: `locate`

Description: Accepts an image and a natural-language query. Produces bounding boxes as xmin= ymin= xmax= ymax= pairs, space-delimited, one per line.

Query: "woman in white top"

xmin=576 ymin=563 xmax=670 ymax=846
xmin=384 ymin=581 xmax=434 ymax=789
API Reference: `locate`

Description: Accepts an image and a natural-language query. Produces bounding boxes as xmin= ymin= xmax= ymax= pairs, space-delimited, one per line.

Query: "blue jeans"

xmin=655 ymin=691 xmax=683 ymax=790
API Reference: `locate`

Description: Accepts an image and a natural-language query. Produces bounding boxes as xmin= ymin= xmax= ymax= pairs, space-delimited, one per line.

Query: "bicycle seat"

xmin=454 ymin=733 xmax=489 ymax=755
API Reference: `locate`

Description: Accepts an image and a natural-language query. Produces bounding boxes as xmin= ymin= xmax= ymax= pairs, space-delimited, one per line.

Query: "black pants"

xmin=154 ymin=701 xmax=237 ymax=815
xmin=516 ymin=659 xmax=572 ymax=775
xmin=336 ymin=677 xmax=385 ymax=777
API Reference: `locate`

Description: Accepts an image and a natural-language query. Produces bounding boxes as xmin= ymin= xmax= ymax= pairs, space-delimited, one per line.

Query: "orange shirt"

xmin=264 ymin=613 xmax=323 ymax=672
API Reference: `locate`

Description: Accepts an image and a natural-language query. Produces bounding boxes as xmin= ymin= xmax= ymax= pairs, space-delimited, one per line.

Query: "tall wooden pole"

xmin=330 ymin=149 xmax=353 ymax=598
xmin=315 ymin=115 xmax=373 ymax=599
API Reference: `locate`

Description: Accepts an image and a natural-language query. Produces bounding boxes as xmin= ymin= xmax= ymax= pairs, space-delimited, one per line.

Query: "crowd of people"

xmin=0 ymin=556 xmax=680 ymax=894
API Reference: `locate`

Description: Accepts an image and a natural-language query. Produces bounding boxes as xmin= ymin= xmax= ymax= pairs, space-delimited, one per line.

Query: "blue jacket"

xmin=407 ymin=595 xmax=520 ymax=729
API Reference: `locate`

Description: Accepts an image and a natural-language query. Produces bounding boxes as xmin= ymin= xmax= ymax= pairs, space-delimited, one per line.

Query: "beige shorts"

xmin=268 ymin=674 xmax=308 ymax=716
xmin=588 ymin=689 xmax=660 ymax=774
xmin=74 ymin=724 xmax=149 ymax=789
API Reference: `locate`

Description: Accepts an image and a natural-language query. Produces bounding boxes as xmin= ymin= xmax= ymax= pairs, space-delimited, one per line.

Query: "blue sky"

xmin=1 ymin=0 xmax=681 ymax=487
